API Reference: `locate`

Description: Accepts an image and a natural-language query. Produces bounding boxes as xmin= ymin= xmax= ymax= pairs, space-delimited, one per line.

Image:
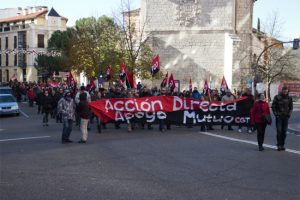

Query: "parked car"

xmin=0 ymin=94 xmax=20 ymax=116
xmin=0 ymin=86 xmax=13 ymax=95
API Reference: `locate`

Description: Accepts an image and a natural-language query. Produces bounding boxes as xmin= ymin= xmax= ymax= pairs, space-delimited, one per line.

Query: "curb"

xmin=288 ymin=123 xmax=300 ymax=135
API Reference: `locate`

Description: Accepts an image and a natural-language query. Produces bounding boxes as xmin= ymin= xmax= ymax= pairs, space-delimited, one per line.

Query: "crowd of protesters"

xmin=5 ymin=79 xmax=293 ymax=151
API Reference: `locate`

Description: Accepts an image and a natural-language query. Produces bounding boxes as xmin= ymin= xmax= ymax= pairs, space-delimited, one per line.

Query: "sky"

xmin=0 ymin=0 xmax=299 ymax=40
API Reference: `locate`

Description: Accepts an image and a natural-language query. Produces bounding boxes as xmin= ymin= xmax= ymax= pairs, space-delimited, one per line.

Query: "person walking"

xmin=271 ymin=86 xmax=293 ymax=151
xmin=251 ymin=93 xmax=271 ymax=151
xmin=41 ymin=89 xmax=53 ymax=126
xmin=27 ymin=86 xmax=36 ymax=107
xmin=77 ymin=93 xmax=91 ymax=143
xmin=58 ymin=90 xmax=76 ymax=144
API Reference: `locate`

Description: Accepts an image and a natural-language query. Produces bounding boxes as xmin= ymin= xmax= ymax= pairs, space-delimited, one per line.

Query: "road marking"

xmin=19 ymin=110 xmax=29 ymax=118
xmin=0 ymin=136 xmax=50 ymax=142
xmin=199 ymin=131 xmax=300 ymax=155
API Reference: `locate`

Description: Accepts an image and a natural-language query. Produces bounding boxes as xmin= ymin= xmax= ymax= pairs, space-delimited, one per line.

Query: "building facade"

xmin=136 ymin=0 xmax=255 ymax=89
xmin=0 ymin=6 xmax=67 ymax=82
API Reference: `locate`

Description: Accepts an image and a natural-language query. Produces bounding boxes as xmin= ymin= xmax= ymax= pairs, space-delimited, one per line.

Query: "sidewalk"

xmin=288 ymin=123 xmax=300 ymax=135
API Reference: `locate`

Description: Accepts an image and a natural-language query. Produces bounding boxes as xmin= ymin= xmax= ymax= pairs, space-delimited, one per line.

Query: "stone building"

xmin=0 ymin=6 xmax=67 ymax=82
xmin=134 ymin=0 xmax=256 ymax=90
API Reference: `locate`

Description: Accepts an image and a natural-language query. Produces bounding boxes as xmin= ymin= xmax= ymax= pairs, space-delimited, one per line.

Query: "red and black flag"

xmin=105 ymin=65 xmax=112 ymax=81
xmin=126 ymin=72 xmax=136 ymax=89
xmin=68 ymin=71 xmax=77 ymax=90
xmin=203 ymin=79 xmax=211 ymax=96
xmin=160 ymin=72 xmax=168 ymax=88
xmin=119 ymin=63 xmax=126 ymax=79
xmin=168 ymin=73 xmax=175 ymax=90
xmin=151 ymin=55 xmax=160 ymax=76
xmin=220 ymin=76 xmax=228 ymax=95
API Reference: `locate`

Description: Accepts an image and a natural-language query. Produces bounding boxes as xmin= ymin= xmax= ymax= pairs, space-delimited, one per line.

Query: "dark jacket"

xmin=271 ymin=93 xmax=293 ymax=118
xmin=77 ymin=93 xmax=91 ymax=119
xmin=41 ymin=94 xmax=54 ymax=113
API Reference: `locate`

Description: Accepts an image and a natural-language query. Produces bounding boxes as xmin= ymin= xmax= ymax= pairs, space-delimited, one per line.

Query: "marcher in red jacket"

xmin=27 ymin=87 xmax=36 ymax=107
xmin=251 ymin=93 xmax=271 ymax=151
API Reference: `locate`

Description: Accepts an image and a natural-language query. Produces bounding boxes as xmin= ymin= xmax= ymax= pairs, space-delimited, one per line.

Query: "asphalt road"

xmin=0 ymin=102 xmax=299 ymax=200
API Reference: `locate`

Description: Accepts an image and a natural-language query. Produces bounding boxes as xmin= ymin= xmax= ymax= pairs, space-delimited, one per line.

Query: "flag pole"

xmin=151 ymin=71 xmax=153 ymax=90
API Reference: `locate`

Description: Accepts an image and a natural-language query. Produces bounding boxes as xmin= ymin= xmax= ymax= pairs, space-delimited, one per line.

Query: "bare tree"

xmin=114 ymin=0 xmax=154 ymax=79
xmin=255 ymin=12 xmax=299 ymax=101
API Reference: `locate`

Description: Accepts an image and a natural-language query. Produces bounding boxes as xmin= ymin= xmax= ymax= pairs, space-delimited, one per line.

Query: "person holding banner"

xmin=238 ymin=88 xmax=254 ymax=133
xmin=158 ymin=87 xmax=169 ymax=132
xmin=221 ymin=89 xmax=235 ymax=130
xmin=251 ymin=93 xmax=271 ymax=151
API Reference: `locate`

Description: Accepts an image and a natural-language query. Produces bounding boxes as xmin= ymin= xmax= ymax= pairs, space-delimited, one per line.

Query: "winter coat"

xmin=192 ymin=90 xmax=201 ymax=100
xmin=221 ymin=94 xmax=234 ymax=102
xmin=271 ymin=93 xmax=293 ymax=118
xmin=251 ymin=100 xmax=271 ymax=124
xmin=77 ymin=100 xmax=91 ymax=119
xmin=58 ymin=98 xmax=76 ymax=120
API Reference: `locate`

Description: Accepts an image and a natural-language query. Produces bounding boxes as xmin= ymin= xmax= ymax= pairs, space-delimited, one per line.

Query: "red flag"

xmin=10 ymin=73 xmax=17 ymax=81
xmin=203 ymin=79 xmax=211 ymax=96
xmin=189 ymin=78 xmax=192 ymax=92
xmin=68 ymin=71 xmax=77 ymax=89
xmin=220 ymin=76 xmax=228 ymax=94
xmin=160 ymin=72 xmax=168 ymax=88
xmin=168 ymin=73 xmax=175 ymax=90
xmin=127 ymin=72 xmax=136 ymax=89
xmin=119 ymin=63 xmax=126 ymax=79
xmin=151 ymin=55 xmax=160 ymax=76
xmin=105 ymin=65 xmax=112 ymax=81
xmin=86 ymin=79 xmax=96 ymax=91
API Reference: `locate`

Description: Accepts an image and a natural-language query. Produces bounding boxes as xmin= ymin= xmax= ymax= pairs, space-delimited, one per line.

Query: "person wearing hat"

xmin=58 ymin=90 xmax=76 ymax=143
xmin=271 ymin=86 xmax=293 ymax=151
xmin=221 ymin=89 xmax=235 ymax=131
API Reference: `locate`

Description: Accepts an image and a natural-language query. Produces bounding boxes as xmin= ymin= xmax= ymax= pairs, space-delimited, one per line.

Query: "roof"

xmin=0 ymin=8 xmax=68 ymax=23
xmin=0 ymin=9 xmax=48 ymax=23
xmin=48 ymin=8 xmax=60 ymax=17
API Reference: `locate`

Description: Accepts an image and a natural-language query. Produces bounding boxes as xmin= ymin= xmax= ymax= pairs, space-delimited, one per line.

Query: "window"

xmin=4 ymin=27 xmax=10 ymax=32
xmin=14 ymin=36 xmax=17 ymax=49
xmin=14 ymin=54 xmax=17 ymax=66
xmin=0 ymin=53 xmax=2 ymax=66
xmin=6 ymin=54 xmax=9 ymax=66
xmin=0 ymin=38 xmax=1 ymax=50
xmin=5 ymin=37 xmax=8 ymax=49
xmin=37 ymin=34 xmax=44 ymax=48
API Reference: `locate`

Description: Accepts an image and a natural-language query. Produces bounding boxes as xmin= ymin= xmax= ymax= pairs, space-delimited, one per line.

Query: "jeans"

xmin=255 ymin=123 xmax=267 ymax=146
xmin=43 ymin=112 xmax=50 ymax=124
xmin=62 ymin=119 xmax=73 ymax=142
xmin=275 ymin=117 xmax=289 ymax=147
